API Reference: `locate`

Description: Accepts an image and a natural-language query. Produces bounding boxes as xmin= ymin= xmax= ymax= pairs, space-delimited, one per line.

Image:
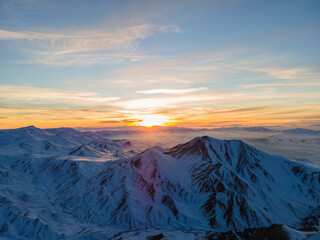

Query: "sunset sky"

xmin=0 ymin=0 xmax=319 ymax=129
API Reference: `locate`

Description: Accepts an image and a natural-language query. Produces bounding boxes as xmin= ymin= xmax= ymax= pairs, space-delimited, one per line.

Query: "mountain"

xmin=282 ymin=128 xmax=320 ymax=135
xmin=0 ymin=135 xmax=319 ymax=239
xmin=0 ymin=126 xmax=136 ymax=159
xmin=68 ymin=139 xmax=134 ymax=158
xmin=212 ymin=127 xmax=277 ymax=133
xmin=266 ymin=133 xmax=320 ymax=146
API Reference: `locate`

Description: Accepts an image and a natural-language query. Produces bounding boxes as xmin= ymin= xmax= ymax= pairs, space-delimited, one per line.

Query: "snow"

xmin=0 ymin=126 xmax=319 ymax=239
xmin=284 ymin=226 xmax=320 ymax=240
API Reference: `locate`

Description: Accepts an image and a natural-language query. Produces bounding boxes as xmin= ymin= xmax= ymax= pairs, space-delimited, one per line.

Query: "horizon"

xmin=1 ymin=0 xmax=320 ymax=129
xmin=1 ymin=124 xmax=319 ymax=132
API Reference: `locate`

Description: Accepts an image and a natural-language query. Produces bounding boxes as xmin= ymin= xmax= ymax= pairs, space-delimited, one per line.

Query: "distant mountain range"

xmin=75 ymin=125 xmax=320 ymax=135
xmin=282 ymin=128 xmax=320 ymax=135
xmin=211 ymin=126 xmax=277 ymax=133
xmin=211 ymin=127 xmax=320 ymax=135
xmin=0 ymin=126 xmax=319 ymax=239
xmin=0 ymin=125 xmax=137 ymax=158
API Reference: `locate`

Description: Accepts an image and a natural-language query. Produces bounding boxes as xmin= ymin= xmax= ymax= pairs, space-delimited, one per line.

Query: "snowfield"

xmin=0 ymin=126 xmax=319 ymax=239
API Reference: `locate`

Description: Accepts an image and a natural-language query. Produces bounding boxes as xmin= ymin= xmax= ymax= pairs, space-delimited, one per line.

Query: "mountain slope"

xmin=0 ymin=136 xmax=319 ymax=239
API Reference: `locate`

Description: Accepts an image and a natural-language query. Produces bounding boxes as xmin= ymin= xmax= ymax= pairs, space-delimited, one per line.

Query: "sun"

xmin=138 ymin=114 xmax=170 ymax=127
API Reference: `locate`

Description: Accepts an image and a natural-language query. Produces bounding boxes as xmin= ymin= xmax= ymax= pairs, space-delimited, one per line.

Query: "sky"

xmin=0 ymin=0 xmax=319 ymax=129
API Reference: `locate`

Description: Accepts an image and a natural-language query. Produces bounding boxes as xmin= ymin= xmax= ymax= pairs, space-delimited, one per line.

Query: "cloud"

xmin=239 ymin=67 xmax=319 ymax=80
xmin=116 ymin=92 xmax=244 ymax=111
xmin=0 ymin=106 xmax=128 ymax=128
xmin=160 ymin=25 xmax=181 ymax=33
xmin=136 ymin=87 xmax=207 ymax=94
xmin=101 ymin=46 xmax=320 ymax=95
xmin=98 ymin=120 xmax=121 ymax=124
xmin=0 ymin=85 xmax=120 ymax=107
xmin=0 ymin=24 xmax=180 ymax=65
xmin=0 ymin=25 xmax=152 ymax=52
xmin=99 ymin=119 xmax=144 ymax=124
xmin=1 ymin=85 xmax=319 ymax=129
xmin=240 ymin=82 xmax=320 ymax=88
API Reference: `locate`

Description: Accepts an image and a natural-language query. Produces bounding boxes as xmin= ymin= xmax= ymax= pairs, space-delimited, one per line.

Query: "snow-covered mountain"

xmin=282 ymin=128 xmax=320 ymax=136
xmin=266 ymin=133 xmax=320 ymax=146
xmin=0 ymin=128 xmax=319 ymax=239
xmin=0 ymin=126 xmax=137 ymax=159
xmin=213 ymin=126 xmax=277 ymax=133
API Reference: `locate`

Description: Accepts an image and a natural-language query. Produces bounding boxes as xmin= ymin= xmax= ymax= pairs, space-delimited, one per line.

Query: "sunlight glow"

xmin=138 ymin=114 xmax=170 ymax=127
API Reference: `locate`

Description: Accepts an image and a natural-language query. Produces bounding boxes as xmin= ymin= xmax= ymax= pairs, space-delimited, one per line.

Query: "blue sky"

xmin=0 ymin=0 xmax=319 ymax=128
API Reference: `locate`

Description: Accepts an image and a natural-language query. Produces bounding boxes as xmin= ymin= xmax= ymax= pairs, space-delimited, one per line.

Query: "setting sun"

xmin=138 ymin=114 xmax=170 ymax=127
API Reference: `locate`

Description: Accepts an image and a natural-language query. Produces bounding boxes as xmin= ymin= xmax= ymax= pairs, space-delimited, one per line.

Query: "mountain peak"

xmin=132 ymin=145 xmax=167 ymax=168
xmin=16 ymin=125 xmax=45 ymax=135
xmin=20 ymin=125 xmax=38 ymax=130
xmin=167 ymin=136 xmax=243 ymax=159
xmin=145 ymin=145 xmax=166 ymax=153
xmin=165 ymin=136 xmax=266 ymax=177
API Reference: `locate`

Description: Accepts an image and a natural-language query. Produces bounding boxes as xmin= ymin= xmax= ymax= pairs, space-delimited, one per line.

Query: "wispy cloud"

xmin=0 ymin=24 xmax=168 ymax=51
xmin=103 ymin=47 xmax=320 ymax=91
xmin=0 ymin=24 xmax=180 ymax=65
xmin=137 ymin=87 xmax=206 ymax=94
xmin=0 ymin=106 xmax=130 ymax=128
xmin=1 ymin=84 xmax=319 ymax=128
xmin=240 ymin=82 xmax=320 ymax=88
xmin=240 ymin=67 xmax=320 ymax=80
xmin=116 ymin=92 xmax=245 ymax=111
xmin=0 ymin=27 xmax=143 ymax=52
xmin=0 ymin=85 xmax=120 ymax=107
xmin=160 ymin=25 xmax=181 ymax=33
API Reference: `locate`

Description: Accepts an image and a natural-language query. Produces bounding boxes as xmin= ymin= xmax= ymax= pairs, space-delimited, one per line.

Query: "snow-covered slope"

xmin=112 ymin=225 xmax=320 ymax=240
xmin=0 ymin=134 xmax=319 ymax=239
